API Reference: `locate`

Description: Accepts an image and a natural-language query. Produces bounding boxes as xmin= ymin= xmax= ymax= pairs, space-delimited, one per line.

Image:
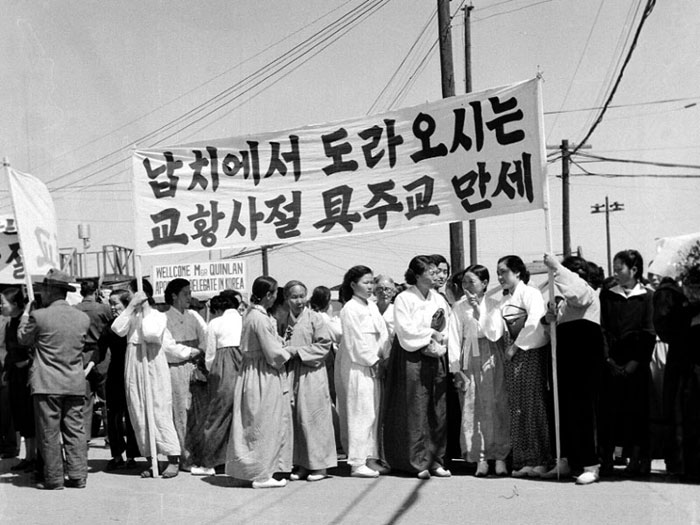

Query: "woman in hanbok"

xmin=278 ymin=280 xmax=336 ymax=482
xmin=111 ymin=280 xmax=180 ymax=478
xmin=599 ymin=249 xmax=656 ymax=476
xmin=498 ymin=255 xmax=552 ymax=478
xmin=162 ymin=278 xmax=208 ymax=473
xmin=225 ymin=276 xmax=296 ymax=488
xmin=101 ymin=289 xmax=140 ymax=471
xmin=383 ymin=255 xmax=452 ymax=479
xmin=335 ymin=266 xmax=390 ymax=478
xmin=448 ymin=265 xmax=510 ymax=477
xmin=195 ymin=293 xmax=242 ymax=476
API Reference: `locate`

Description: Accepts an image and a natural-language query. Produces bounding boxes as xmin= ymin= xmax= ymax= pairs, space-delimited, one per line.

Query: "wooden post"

xmin=438 ymin=0 xmax=465 ymax=272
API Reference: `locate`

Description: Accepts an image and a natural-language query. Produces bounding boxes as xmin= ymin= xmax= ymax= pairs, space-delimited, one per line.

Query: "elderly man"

xmin=18 ymin=269 xmax=90 ymax=490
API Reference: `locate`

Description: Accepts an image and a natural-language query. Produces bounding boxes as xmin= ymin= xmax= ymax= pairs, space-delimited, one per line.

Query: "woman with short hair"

xmin=383 ymin=255 xmax=451 ymax=479
xmin=448 ymin=265 xmax=510 ymax=477
xmin=278 ymin=280 xmax=336 ymax=482
xmin=599 ymin=249 xmax=656 ymax=476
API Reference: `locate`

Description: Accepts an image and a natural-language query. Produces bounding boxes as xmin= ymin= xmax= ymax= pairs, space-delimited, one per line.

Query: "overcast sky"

xmin=1 ymin=0 xmax=698 ymax=291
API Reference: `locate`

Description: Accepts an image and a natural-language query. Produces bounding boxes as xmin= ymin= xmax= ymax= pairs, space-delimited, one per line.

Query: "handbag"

xmin=502 ymin=304 xmax=527 ymax=342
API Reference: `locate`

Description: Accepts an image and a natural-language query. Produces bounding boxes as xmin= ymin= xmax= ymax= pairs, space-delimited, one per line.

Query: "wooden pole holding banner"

xmin=134 ymin=255 xmax=160 ymax=478
xmin=2 ymin=157 xmax=36 ymax=305
xmin=536 ymin=76 xmax=562 ymax=479
xmin=463 ymin=3 xmax=478 ymax=265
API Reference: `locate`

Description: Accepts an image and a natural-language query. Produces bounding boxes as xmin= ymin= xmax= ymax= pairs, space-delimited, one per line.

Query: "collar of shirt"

xmin=609 ymin=282 xmax=647 ymax=299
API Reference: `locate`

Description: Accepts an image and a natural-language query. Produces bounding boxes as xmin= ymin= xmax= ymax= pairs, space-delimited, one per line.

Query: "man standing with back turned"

xmin=18 ymin=269 xmax=91 ymax=490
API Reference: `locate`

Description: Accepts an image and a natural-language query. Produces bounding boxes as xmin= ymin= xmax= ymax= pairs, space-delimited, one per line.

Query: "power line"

xmin=573 ymin=151 xmax=700 ymax=170
xmin=46 ymin=0 xmax=391 ymax=194
xmin=31 ymin=0 xmax=361 ymax=174
xmin=547 ymin=0 xmax=604 ymax=138
xmin=473 ymin=0 xmax=552 ymax=22
xmin=571 ymin=0 xmax=657 ymax=155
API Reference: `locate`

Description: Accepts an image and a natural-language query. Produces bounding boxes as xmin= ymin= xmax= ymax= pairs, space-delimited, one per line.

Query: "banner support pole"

xmin=537 ymin=75 xmax=562 ymax=480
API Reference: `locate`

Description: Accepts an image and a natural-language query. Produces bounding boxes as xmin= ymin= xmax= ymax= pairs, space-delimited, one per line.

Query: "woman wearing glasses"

xmin=383 ymin=255 xmax=451 ymax=479
xmin=497 ymin=255 xmax=552 ymax=478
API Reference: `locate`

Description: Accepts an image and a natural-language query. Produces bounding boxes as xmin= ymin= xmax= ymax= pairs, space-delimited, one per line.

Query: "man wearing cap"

xmin=18 ymin=269 xmax=91 ymax=490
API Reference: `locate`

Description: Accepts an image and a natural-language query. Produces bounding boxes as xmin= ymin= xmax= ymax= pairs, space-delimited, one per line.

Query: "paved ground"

xmin=0 ymin=439 xmax=698 ymax=524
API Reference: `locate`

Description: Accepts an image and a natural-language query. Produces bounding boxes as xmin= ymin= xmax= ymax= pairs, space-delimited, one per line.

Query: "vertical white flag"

xmin=7 ymin=168 xmax=60 ymax=276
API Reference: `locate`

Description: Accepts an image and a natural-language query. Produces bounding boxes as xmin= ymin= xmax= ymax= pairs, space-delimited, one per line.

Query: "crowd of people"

xmin=0 ymin=248 xmax=698 ymax=490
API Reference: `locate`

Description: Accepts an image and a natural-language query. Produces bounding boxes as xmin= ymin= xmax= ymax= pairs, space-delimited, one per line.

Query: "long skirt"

xmin=202 ymin=346 xmax=240 ymax=468
xmin=225 ymin=353 xmax=292 ymax=482
xmin=556 ymin=320 xmax=602 ymax=469
xmin=460 ymin=337 xmax=510 ymax=462
xmin=334 ymin=351 xmax=380 ymax=467
xmin=124 ymin=342 xmax=180 ymax=457
xmin=505 ymin=345 xmax=552 ymax=469
xmin=289 ymin=357 xmax=337 ymax=470
xmin=382 ymin=338 xmax=447 ymax=473
xmin=8 ymin=366 xmax=34 ymax=438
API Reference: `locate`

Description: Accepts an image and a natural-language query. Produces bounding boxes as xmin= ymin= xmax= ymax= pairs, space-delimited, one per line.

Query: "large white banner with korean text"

xmin=7 ymin=168 xmax=60 ymax=275
xmin=133 ymin=78 xmax=545 ymax=255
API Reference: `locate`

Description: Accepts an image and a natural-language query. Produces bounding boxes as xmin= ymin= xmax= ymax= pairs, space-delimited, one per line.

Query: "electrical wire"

xmin=547 ymin=0 xmax=604 ymax=138
xmin=571 ymin=0 xmax=657 ymax=155
xmin=572 ymin=151 xmax=700 ymax=170
xmin=45 ymin=0 xmax=390 ymax=193
xmin=30 ymin=0 xmax=360 ymax=174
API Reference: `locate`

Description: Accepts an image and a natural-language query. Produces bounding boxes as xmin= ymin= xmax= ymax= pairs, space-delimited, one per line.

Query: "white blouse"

xmin=339 ymin=296 xmax=390 ymax=367
xmin=499 ymin=280 xmax=549 ymax=350
xmin=205 ymin=308 xmax=243 ymax=371
xmin=448 ymin=294 xmax=505 ymax=373
xmin=393 ymin=286 xmax=450 ymax=352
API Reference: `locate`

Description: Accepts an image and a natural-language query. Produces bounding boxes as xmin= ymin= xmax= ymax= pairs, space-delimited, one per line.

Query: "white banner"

xmin=0 ymin=216 xmax=25 ymax=284
xmin=133 ymin=78 xmax=545 ymax=256
xmin=151 ymin=260 xmax=246 ymax=299
xmin=7 ymin=168 xmax=60 ymax=276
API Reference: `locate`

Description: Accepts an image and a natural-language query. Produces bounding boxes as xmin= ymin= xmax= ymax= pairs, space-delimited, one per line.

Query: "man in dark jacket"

xmin=74 ymin=280 xmax=112 ymax=441
xmin=18 ymin=269 xmax=91 ymax=490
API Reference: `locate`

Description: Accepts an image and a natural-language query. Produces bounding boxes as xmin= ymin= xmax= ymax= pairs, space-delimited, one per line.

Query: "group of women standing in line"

xmin=227 ymin=248 xmax=661 ymax=488
xmin=1 ymin=246 xmax=662 ymax=489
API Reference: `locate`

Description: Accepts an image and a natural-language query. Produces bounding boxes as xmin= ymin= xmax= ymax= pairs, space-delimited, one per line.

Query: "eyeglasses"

xmin=374 ymin=287 xmax=394 ymax=294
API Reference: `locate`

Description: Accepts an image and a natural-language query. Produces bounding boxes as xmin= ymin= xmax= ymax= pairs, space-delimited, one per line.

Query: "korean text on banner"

xmin=0 ymin=216 xmax=25 ymax=284
xmin=133 ymin=78 xmax=546 ymax=256
xmin=7 ymin=168 xmax=60 ymax=275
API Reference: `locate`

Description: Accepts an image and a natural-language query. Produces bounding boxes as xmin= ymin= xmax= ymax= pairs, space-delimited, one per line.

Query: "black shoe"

xmin=105 ymin=457 xmax=125 ymax=471
xmin=125 ymin=459 xmax=138 ymax=470
xmin=11 ymin=458 xmax=33 ymax=471
xmin=36 ymin=482 xmax=64 ymax=490
xmin=65 ymin=478 xmax=86 ymax=489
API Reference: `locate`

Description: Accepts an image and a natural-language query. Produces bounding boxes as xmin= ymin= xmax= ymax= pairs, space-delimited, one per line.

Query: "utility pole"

xmin=437 ymin=0 xmax=464 ymax=273
xmin=463 ymin=3 xmax=477 ymax=265
xmin=261 ymin=245 xmax=269 ymax=276
xmin=546 ymin=140 xmax=591 ymax=257
xmin=590 ymin=196 xmax=624 ymax=276
xmin=561 ymin=139 xmax=571 ymax=258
